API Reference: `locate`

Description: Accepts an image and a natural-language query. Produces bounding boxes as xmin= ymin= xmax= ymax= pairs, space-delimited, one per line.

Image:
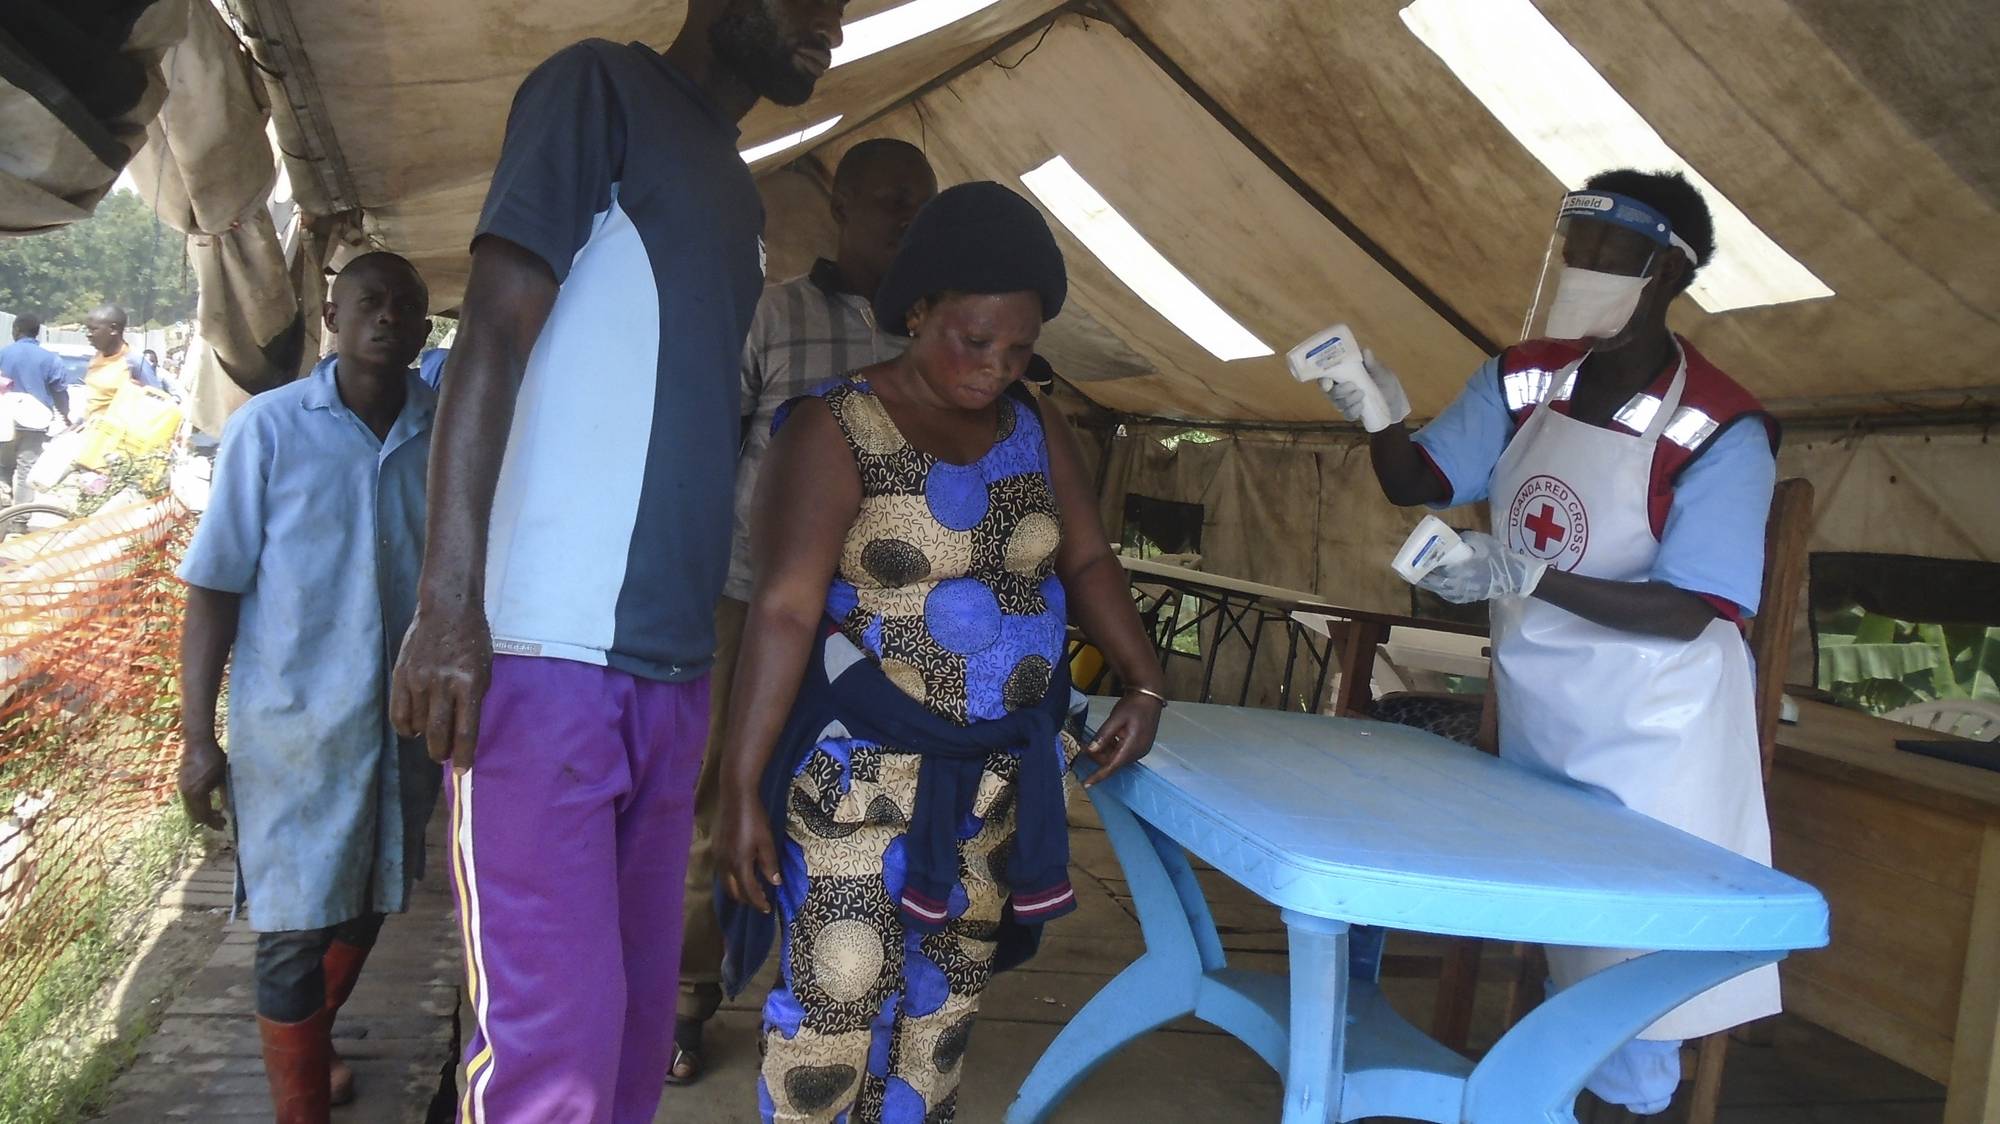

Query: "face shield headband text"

xmin=1557 ymin=191 xmax=1696 ymax=263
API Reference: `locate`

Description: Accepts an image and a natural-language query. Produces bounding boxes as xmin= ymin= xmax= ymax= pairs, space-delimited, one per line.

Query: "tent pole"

xmin=1761 ymin=386 xmax=2000 ymax=421
xmin=1083 ymin=396 xmax=1999 ymax=436
xmin=1079 ymin=414 xmax=1370 ymax=438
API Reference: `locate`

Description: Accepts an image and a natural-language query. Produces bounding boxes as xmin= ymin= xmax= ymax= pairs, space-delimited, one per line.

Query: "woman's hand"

xmin=716 ymin=786 xmax=783 ymax=914
xmin=1081 ymin=692 xmax=1163 ymax=788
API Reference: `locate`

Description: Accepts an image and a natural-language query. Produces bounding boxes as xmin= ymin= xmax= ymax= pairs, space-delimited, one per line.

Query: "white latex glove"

xmin=1320 ymin=349 xmax=1411 ymax=433
xmin=1415 ymin=530 xmax=1548 ymax=604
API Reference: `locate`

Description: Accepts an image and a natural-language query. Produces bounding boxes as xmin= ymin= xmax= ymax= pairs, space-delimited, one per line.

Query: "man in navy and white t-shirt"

xmin=391 ymin=2 xmax=845 ymax=1118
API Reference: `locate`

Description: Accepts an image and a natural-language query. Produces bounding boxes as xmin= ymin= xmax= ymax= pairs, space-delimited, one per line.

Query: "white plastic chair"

xmin=1884 ymin=699 xmax=2000 ymax=742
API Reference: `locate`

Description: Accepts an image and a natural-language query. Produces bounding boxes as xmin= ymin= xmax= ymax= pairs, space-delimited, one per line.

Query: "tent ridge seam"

xmin=235 ymin=0 xmax=362 ymax=215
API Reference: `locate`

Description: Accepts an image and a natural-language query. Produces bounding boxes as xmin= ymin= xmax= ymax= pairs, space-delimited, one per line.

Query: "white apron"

xmin=1488 ymin=350 xmax=1780 ymax=1041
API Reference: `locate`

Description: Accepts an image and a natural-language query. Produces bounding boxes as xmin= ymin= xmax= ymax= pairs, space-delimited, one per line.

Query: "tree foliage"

xmin=0 ymin=191 xmax=194 ymax=327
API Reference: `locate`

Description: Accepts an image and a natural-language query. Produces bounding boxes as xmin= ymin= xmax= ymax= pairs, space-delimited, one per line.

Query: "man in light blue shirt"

xmin=0 ymin=315 xmax=71 ymax=501
xmin=176 ymin=252 xmax=435 ymax=1120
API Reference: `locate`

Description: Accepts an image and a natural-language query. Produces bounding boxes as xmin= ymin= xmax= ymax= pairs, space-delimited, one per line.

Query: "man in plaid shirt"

xmin=668 ymin=136 xmax=936 ymax=1086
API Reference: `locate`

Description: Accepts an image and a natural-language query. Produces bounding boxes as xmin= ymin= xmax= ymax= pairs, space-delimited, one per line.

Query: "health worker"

xmin=1336 ymin=169 xmax=1781 ymax=1116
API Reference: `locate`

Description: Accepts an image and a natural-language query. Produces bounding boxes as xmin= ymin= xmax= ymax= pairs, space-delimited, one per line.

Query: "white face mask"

xmin=1543 ymin=266 xmax=1650 ymax=342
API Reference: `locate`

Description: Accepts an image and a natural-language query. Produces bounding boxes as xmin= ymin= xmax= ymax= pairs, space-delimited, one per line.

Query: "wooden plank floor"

xmin=88 ymin=800 xmax=1949 ymax=1122
xmin=96 ymin=820 xmax=458 ymax=1123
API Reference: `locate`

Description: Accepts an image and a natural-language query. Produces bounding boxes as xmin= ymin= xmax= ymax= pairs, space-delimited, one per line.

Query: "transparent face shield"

xmin=1521 ymin=191 xmax=1694 ymax=349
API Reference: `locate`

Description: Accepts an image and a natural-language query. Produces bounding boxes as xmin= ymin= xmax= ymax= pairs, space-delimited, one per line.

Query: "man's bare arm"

xmin=1368 ymin=423 xmax=1451 ymax=507
xmin=390 ymin=237 xmax=557 ymax=767
xmin=178 ymin=585 xmax=239 ymax=829
xmin=1534 ymin=571 xmax=1721 ymax=641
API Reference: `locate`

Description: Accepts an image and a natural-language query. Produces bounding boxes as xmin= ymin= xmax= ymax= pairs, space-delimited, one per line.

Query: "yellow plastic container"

xmin=1068 ymin=641 xmax=1107 ymax=694
xmin=75 ymin=385 xmax=182 ymax=470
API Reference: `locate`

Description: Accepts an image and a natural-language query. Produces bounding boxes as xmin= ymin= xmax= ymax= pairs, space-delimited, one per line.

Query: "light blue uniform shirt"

xmin=0 ymin=338 xmax=69 ymax=414
xmin=417 ymin=347 xmax=449 ymax=390
xmin=178 ymin=356 xmax=438 ymax=932
xmin=1413 ymin=356 xmax=1776 ymax=615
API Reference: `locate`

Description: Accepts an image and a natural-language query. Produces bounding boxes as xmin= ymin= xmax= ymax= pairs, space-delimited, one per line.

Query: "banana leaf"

xmin=1853 ymin=612 xmax=1899 ymax=645
xmin=1946 ymin=624 xmax=2000 ymax=699
xmin=1916 ymin=623 xmax=1959 ymax=698
xmin=1818 ymin=641 xmax=1940 ymax=686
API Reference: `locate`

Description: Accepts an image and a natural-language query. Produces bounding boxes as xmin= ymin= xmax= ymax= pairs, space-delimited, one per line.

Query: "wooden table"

xmin=1771 ymin=698 xmax=2000 ymax=1123
xmin=1010 ymin=703 xmax=1829 ymax=1124
xmin=1117 ymin=556 xmax=1481 ymax=715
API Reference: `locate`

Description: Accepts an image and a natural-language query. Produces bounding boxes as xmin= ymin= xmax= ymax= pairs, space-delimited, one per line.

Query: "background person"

xmin=176 ymin=253 xmax=436 ymax=1124
xmin=670 ymin=135 xmax=938 ymax=1088
xmin=78 ymin=303 xmax=162 ymax=418
xmin=139 ymin=346 xmax=185 ymax=400
xmin=388 ymin=2 xmax=845 ymax=1119
xmin=1343 ymin=169 xmax=1779 ymax=1116
xmin=0 ymin=315 xmax=70 ymax=501
xmin=714 ymin=182 xmax=1169 ymax=1123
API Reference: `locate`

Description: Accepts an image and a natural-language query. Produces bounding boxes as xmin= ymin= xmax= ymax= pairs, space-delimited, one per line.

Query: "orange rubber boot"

xmin=257 ymin=1008 xmax=333 ymax=1124
xmin=321 ymin=940 xmax=372 ymax=1107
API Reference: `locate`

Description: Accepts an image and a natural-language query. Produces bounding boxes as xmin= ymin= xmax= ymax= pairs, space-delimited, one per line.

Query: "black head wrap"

xmin=873 ymin=181 xmax=1067 ymax=337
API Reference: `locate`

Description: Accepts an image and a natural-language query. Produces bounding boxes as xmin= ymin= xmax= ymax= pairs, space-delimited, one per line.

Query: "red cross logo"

xmin=1507 ymin=474 xmax=1589 ymax=569
xmin=1524 ymin=502 xmax=1566 ymax=551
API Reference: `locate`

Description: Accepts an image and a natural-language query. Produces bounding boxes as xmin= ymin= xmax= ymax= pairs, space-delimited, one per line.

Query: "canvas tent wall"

xmin=5 ymin=0 xmax=1996 ymax=611
xmin=1099 ymin=421 xmax=1998 ymax=700
xmin=0 ymin=2 xmax=184 ymax=235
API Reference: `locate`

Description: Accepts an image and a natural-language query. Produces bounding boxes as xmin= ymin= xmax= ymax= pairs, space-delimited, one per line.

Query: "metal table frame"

xmin=1117 ymin=556 xmax=1483 ymax=715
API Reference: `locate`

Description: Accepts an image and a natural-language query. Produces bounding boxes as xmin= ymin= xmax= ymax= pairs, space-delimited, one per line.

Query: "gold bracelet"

xmin=1127 ymin=686 xmax=1169 ymax=707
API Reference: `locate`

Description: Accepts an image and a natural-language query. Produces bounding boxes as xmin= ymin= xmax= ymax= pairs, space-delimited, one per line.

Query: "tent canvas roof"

xmin=200 ymin=0 xmax=2000 ymax=421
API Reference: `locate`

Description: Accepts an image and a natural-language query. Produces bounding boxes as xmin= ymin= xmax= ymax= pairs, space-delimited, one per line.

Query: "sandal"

xmin=664 ymin=1016 xmax=704 ymax=1087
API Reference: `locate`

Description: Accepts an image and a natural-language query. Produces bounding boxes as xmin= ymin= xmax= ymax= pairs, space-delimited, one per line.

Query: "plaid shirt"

xmin=726 ymin=258 xmax=907 ymax=600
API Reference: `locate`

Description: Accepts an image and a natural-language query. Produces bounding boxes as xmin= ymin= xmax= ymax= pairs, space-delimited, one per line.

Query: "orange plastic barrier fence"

xmin=0 ymin=497 xmax=195 ymax=1021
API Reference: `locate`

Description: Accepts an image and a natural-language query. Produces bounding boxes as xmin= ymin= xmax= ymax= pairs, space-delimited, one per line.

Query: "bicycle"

xmin=0 ymin=502 xmax=76 ymax=544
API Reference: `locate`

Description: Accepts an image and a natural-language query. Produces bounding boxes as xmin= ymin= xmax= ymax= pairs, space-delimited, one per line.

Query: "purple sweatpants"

xmin=447 ymin=655 xmax=708 ymax=1124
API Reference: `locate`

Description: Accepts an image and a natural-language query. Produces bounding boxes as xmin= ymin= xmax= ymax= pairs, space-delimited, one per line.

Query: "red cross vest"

xmin=1497 ymin=337 xmax=1777 ymax=542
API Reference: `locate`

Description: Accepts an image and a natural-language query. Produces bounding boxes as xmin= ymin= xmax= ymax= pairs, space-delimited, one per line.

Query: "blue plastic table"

xmin=1009 ymin=702 xmax=1830 ymax=1124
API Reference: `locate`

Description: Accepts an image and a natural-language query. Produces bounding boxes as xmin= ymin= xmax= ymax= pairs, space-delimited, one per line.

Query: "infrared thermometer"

xmin=1392 ymin=515 xmax=1475 ymax=585
xmin=1287 ymin=323 xmax=1393 ymax=431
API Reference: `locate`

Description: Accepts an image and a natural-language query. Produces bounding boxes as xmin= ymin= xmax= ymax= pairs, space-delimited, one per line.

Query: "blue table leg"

xmin=1004 ymin=950 xmax=1196 ymax=1124
xmin=1462 ymin=948 xmax=1783 ymax=1124
xmin=1008 ymin=781 xmax=1288 ymax=1122
xmin=1281 ymin=910 xmax=1350 ymax=1124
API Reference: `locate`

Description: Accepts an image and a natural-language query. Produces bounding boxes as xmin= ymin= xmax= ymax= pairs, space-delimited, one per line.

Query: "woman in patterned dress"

xmin=714 ymin=182 xmax=1169 ymax=1123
